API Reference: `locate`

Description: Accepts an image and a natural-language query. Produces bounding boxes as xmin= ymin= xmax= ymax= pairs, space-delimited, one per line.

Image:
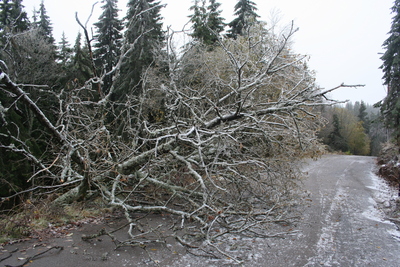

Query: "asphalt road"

xmin=1 ymin=155 xmax=400 ymax=266
xmin=262 ymin=154 xmax=400 ymax=267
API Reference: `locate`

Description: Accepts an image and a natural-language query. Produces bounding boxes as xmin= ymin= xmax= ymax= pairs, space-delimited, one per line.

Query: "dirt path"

xmin=1 ymin=155 xmax=400 ymax=266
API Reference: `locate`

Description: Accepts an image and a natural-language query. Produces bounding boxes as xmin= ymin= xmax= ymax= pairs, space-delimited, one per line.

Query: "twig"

xmin=0 ymin=248 xmax=18 ymax=262
xmin=5 ymin=246 xmax=63 ymax=267
xmin=206 ymin=240 xmax=243 ymax=264
xmin=27 ymin=154 xmax=60 ymax=182
xmin=187 ymin=248 xmax=219 ymax=259
xmin=75 ymin=3 xmax=101 ymax=96
xmin=0 ymin=179 xmax=81 ymax=203
xmin=116 ymin=239 xmax=165 ymax=249
xmin=175 ymin=235 xmax=199 ymax=248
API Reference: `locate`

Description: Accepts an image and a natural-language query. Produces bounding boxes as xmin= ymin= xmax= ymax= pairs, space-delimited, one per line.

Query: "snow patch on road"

xmin=364 ymin=172 xmax=397 ymax=223
xmin=388 ymin=229 xmax=400 ymax=241
xmin=362 ymin=197 xmax=392 ymax=224
xmin=370 ymin=171 xmax=395 ymax=196
xmin=366 ymin=171 xmax=396 ymax=202
xmin=365 ymin=172 xmax=400 ymax=241
xmin=305 ymin=187 xmax=347 ymax=266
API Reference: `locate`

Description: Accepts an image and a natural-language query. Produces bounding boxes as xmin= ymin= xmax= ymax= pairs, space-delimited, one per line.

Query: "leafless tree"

xmin=0 ymin=18 xmax=362 ymax=262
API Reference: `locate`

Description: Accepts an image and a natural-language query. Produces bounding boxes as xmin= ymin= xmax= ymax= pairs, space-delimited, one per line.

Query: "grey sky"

xmin=24 ymin=0 xmax=393 ymax=105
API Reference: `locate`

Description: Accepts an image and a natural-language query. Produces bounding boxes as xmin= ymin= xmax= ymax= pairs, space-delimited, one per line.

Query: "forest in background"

xmin=0 ymin=0 xmax=395 ymax=260
xmin=319 ymin=101 xmax=387 ymax=156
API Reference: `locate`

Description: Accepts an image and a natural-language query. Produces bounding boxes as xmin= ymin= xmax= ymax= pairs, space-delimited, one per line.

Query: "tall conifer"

xmin=227 ymin=0 xmax=259 ymax=38
xmin=71 ymin=32 xmax=93 ymax=85
xmin=189 ymin=0 xmax=224 ymax=46
xmin=93 ymin=0 xmax=123 ymax=93
xmin=189 ymin=0 xmax=207 ymax=42
xmin=35 ymin=0 xmax=55 ymax=45
xmin=115 ymin=0 xmax=164 ymax=99
xmin=0 ymin=0 xmax=29 ymax=35
xmin=58 ymin=32 xmax=72 ymax=67
xmin=207 ymin=0 xmax=225 ymax=39
xmin=380 ymin=0 xmax=400 ymax=145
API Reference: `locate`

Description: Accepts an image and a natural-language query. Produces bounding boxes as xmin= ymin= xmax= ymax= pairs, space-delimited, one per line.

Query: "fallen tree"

xmin=0 ymin=18 xmax=362 ymax=262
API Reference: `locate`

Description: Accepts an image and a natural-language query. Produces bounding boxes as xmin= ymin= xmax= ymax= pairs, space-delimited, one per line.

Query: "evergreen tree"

xmin=358 ymin=100 xmax=370 ymax=133
xmin=58 ymin=32 xmax=72 ymax=67
xmin=32 ymin=7 xmax=38 ymax=24
xmin=328 ymin=113 xmax=348 ymax=152
xmin=0 ymin=0 xmax=13 ymax=33
xmin=35 ymin=0 xmax=55 ymax=45
xmin=93 ymin=0 xmax=123 ymax=94
xmin=115 ymin=0 xmax=164 ymax=99
xmin=379 ymin=0 xmax=400 ymax=145
xmin=189 ymin=0 xmax=225 ymax=46
xmin=10 ymin=0 xmax=29 ymax=30
xmin=56 ymin=32 xmax=74 ymax=89
xmin=189 ymin=0 xmax=207 ymax=42
xmin=71 ymin=32 xmax=93 ymax=86
xmin=227 ymin=0 xmax=259 ymax=38
xmin=369 ymin=111 xmax=388 ymax=155
xmin=207 ymin=0 xmax=225 ymax=38
xmin=0 ymin=0 xmax=29 ymax=35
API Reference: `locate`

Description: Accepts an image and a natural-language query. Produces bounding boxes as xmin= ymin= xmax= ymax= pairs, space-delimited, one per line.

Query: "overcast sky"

xmin=24 ymin=0 xmax=394 ymax=105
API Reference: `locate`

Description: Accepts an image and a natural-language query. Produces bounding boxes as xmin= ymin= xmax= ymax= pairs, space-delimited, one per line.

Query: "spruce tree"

xmin=56 ymin=32 xmax=74 ymax=88
xmin=0 ymin=0 xmax=13 ymax=32
xmin=189 ymin=0 xmax=225 ymax=46
xmin=58 ymin=32 xmax=72 ymax=67
xmin=35 ymin=0 xmax=55 ymax=45
xmin=227 ymin=0 xmax=259 ymax=38
xmin=328 ymin=114 xmax=348 ymax=152
xmin=115 ymin=0 xmax=164 ymax=99
xmin=0 ymin=0 xmax=29 ymax=35
xmin=380 ymin=0 xmax=400 ymax=145
xmin=207 ymin=0 xmax=225 ymax=40
xmin=358 ymin=101 xmax=370 ymax=133
xmin=10 ymin=0 xmax=29 ymax=29
xmin=93 ymin=0 xmax=123 ymax=94
xmin=189 ymin=0 xmax=207 ymax=42
xmin=71 ymin=32 xmax=93 ymax=86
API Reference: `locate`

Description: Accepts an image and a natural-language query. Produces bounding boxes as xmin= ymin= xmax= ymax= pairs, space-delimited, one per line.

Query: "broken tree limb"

xmin=0 ymin=69 xmax=65 ymax=144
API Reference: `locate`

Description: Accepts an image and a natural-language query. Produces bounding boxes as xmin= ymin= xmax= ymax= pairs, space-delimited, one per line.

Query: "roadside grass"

xmin=0 ymin=196 xmax=111 ymax=244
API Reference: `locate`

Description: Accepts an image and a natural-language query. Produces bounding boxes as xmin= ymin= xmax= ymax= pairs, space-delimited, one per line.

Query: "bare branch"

xmin=0 ymin=69 xmax=65 ymax=143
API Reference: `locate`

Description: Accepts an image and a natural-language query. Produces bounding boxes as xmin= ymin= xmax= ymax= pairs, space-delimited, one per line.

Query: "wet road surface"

xmin=255 ymin=155 xmax=400 ymax=267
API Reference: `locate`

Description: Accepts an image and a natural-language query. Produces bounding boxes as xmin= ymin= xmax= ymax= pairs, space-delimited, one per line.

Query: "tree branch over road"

xmin=0 ymin=18 xmax=362 ymax=261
